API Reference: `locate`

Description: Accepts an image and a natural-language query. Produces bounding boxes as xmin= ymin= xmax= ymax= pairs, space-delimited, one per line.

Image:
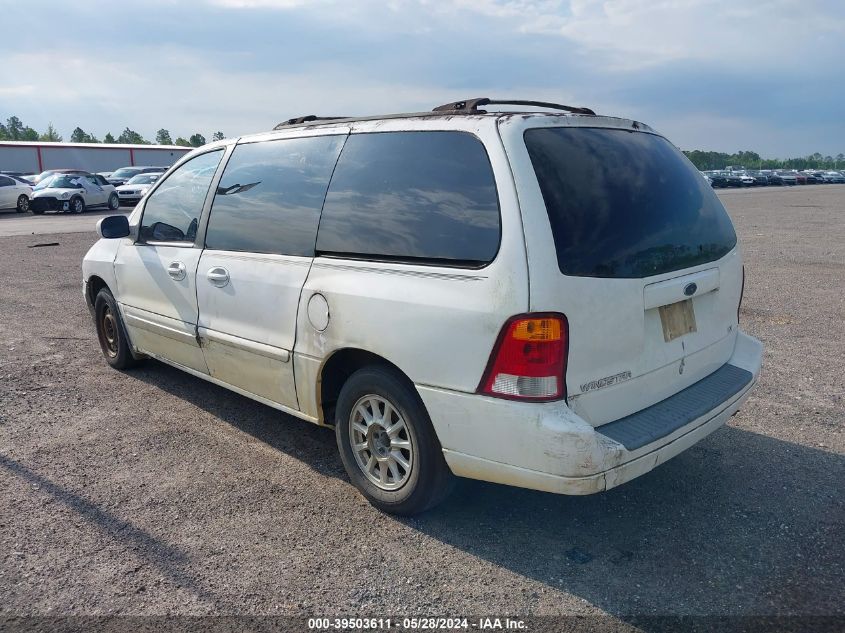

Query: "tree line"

xmin=0 ymin=115 xmax=224 ymax=148
xmin=682 ymin=149 xmax=844 ymax=171
xmin=3 ymin=114 xmax=843 ymax=170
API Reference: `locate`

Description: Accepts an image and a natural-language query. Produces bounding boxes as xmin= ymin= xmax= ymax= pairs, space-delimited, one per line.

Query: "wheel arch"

xmin=317 ymin=348 xmax=417 ymax=426
xmin=85 ymin=275 xmax=110 ymax=308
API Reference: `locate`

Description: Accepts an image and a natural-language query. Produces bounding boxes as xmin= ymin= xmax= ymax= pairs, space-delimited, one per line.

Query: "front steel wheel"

xmin=99 ymin=305 xmax=119 ymax=358
xmin=349 ymin=394 xmax=414 ymax=491
xmin=94 ymin=288 xmax=141 ymax=370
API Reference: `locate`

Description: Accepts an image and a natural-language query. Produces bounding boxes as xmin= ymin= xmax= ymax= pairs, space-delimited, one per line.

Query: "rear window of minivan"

xmin=524 ymin=127 xmax=737 ymax=279
xmin=316 ymin=131 xmax=500 ymax=266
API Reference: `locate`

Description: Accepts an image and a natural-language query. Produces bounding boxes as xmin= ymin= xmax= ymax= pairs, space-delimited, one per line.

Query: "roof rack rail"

xmin=433 ymin=97 xmax=595 ymax=116
xmin=273 ymin=115 xmax=347 ymax=129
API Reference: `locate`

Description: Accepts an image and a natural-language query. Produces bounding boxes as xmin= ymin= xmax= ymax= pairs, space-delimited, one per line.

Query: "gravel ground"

xmin=0 ymin=186 xmax=843 ymax=624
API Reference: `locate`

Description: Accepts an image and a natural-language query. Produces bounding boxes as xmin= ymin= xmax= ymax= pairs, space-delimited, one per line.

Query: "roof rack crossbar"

xmin=273 ymin=115 xmax=348 ymax=129
xmin=433 ymin=97 xmax=595 ymax=116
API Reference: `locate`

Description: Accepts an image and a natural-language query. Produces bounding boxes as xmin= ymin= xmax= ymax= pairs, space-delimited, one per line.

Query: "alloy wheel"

xmin=349 ymin=394 xmax=414 ymax=491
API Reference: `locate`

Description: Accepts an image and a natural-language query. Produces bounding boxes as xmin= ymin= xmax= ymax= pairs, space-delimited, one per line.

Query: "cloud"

xmin=0 ymin=0 xmax=842 ymax=156
xmin=209 ymin=0 xmax=313 ymax=7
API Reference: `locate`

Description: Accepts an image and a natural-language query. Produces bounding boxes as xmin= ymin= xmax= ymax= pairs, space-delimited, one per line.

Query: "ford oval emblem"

xmin=684 ymin=282 xmax=698 ymax=297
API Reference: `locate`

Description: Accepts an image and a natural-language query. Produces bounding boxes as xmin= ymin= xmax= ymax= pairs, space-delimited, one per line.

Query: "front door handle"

xmin=167 ymin=261 xmax=186 ymax=281
xmin=206 ymin=267 xmax=230 ymax=287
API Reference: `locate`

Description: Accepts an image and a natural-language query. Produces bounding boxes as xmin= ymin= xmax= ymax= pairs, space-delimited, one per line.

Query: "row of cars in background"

xmin=0 ymin=166 xmax=166 ymax=213
xmin=702 ymin=168 xmax=845 ymax=188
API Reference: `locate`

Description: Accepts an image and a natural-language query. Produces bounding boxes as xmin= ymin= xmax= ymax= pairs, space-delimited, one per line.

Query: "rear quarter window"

xmin=316 ymin=131 xmax=500 ymax=266
xmin=524 ymin=127 xmax=737 ymax=278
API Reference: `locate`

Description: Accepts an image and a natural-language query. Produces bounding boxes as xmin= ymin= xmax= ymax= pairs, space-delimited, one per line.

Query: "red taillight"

xmin=738 ymin=265 xmax=745 ymax=323
xmin=478 ymin=313 xmax=569 ymax=401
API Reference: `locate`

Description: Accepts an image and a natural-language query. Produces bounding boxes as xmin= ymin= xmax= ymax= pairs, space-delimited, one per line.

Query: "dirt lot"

xmin=1 ymin=186 xmax=843 ymax=625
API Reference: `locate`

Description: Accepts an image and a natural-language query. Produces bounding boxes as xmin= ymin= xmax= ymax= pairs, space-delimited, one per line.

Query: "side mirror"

xmin=97 ymin=215 xmax=130 ymax=239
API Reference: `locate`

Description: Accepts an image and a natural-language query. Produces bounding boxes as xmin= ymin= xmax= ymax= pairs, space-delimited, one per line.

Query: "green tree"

xmin=0 ymin=122 xmax=8 ymax=140
xmin=39 ymin=122 xmax=63 ymax=142
xmin=211 ymin=131 xmax=224 ymax=142
xmin=6 ymin=116 xmax=24 ymax=140
xmin=70 ymin=127 xmax=99 ymax=143
xmin=156 ymin=128 xmax=173 ymax=145
xmin=189 ymin=133 xmax=206 ymax=147
xmin=117 ymin=127 xmax=146 ymax=144
xmin=103 ymin=132 xmax=116 ymax=143
xmin=21 ymin=127 xmax=39 ymax=141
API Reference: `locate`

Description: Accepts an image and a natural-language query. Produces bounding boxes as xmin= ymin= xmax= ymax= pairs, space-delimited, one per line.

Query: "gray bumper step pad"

xmin=596 ymin=363 xmax=753 ymax=451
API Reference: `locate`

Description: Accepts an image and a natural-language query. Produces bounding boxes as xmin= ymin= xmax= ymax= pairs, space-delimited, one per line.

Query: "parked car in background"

xmin=10 ymin=175 xmax=36 ymax=186
xmin=822 ymin=171 xmax=845 ymax=183
xmin=776 ymin=171 xmax=798 ymax=185
xmin=107 ymin=166 xmax=169 ymax=187
xmin=98 ymin=172 xmax=114 ymax=179
xmin=747 ymin=171 xmax=769 ymax=186
xmin=30 ymin=173 xmax=119 ymax=214
xmin=0 ymin=173 xmax=32 ymax=212
xmin=737 ymin=173 xmax=755 ymax=186
xmin=706 ymin=171 xmax=731 ymax=188
xmin=83 ymin=99 xmax=761 ymax=514
xmin=29 ymin=168 xmax=91 ymax=185
xmin=794 ymin=172 xmax=808 ymax=185
xmin=115 ymin=172 xmax=164 ymax=206
xmin=802 ymin=171 xmax=824 ymax=184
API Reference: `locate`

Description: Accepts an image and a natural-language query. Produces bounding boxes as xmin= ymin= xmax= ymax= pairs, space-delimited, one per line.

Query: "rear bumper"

xmin=418 ymin=331 xmax=762 ymax=495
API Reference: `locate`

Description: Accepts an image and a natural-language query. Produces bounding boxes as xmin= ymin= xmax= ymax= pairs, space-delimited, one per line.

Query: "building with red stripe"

xmin=0 ymin=141 xmax=192 ymax=174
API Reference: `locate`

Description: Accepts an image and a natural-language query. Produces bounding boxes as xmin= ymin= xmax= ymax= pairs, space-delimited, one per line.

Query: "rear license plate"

xmin=659 ymin=299 xmax=697 ymax=342
xmin=62 ymin=201 xmax=69 ymax=211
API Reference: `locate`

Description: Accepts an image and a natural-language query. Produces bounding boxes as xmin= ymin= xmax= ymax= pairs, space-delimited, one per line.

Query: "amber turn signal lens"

xmin=511 ymin=318 xmax=562 ymax=341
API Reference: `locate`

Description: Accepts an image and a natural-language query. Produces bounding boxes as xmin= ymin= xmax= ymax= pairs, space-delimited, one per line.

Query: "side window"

xmin=316 ymin=131 xmax=500 ymax=265
xmin=0 ymin=176 xmax=13 ymax=187
xmin=140 ymin=150 xmax=223 ymax=243
xmin=205 ymin=135 xmax=345 ymax=256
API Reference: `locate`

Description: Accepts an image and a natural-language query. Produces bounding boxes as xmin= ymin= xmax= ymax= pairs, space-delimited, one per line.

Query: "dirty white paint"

xmin=82 ymin=111 xmax=764 ymax=496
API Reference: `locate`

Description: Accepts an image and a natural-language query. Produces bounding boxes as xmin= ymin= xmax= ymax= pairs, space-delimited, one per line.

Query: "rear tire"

xmin=108 ymin=193 xmax=119 ymax=210
xmin=16 ymin=195 xmax=29 ymax=213
xmin=335 ymin=366 xmax=454 ymax=515
xmin=94 ymin=288 xmax=141 ymax=370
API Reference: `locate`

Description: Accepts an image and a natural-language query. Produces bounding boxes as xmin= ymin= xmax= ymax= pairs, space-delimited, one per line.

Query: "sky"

xmin=1 ymin=0 xmax=843 ymax=157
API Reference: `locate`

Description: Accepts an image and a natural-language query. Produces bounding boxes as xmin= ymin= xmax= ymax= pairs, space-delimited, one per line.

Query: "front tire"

xmin=16 ymin=195 xmax=29 ymax=213
xmin=71 ymin=196 xmax=85 ymax=214
xmin=108 ymin=193 xmax=119 ymax=210
xmin=335 ymin=366 xmax=453 ymax=515
xmin=94 ymin=288 xmax=141 ymax=370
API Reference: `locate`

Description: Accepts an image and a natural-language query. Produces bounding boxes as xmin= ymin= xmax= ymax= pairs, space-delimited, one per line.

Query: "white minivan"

xmin=83 ymin=99 xmax=763 ymax=514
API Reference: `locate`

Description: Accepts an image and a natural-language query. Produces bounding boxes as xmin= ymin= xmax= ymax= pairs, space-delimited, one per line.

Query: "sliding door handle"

xmin=206 ymin=267 xmax=230 ymax=287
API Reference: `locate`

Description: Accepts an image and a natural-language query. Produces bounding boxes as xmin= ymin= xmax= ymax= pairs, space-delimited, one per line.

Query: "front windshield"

xmin=127 ymin=174 xmax=161 ymax=185
xmin=40 ymin=175 xmax=87 ymax=189
xmin=33 ymin=175 xmax=57 ymax=190
xmin=111 ymin=168 xmax=141 ymax=178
